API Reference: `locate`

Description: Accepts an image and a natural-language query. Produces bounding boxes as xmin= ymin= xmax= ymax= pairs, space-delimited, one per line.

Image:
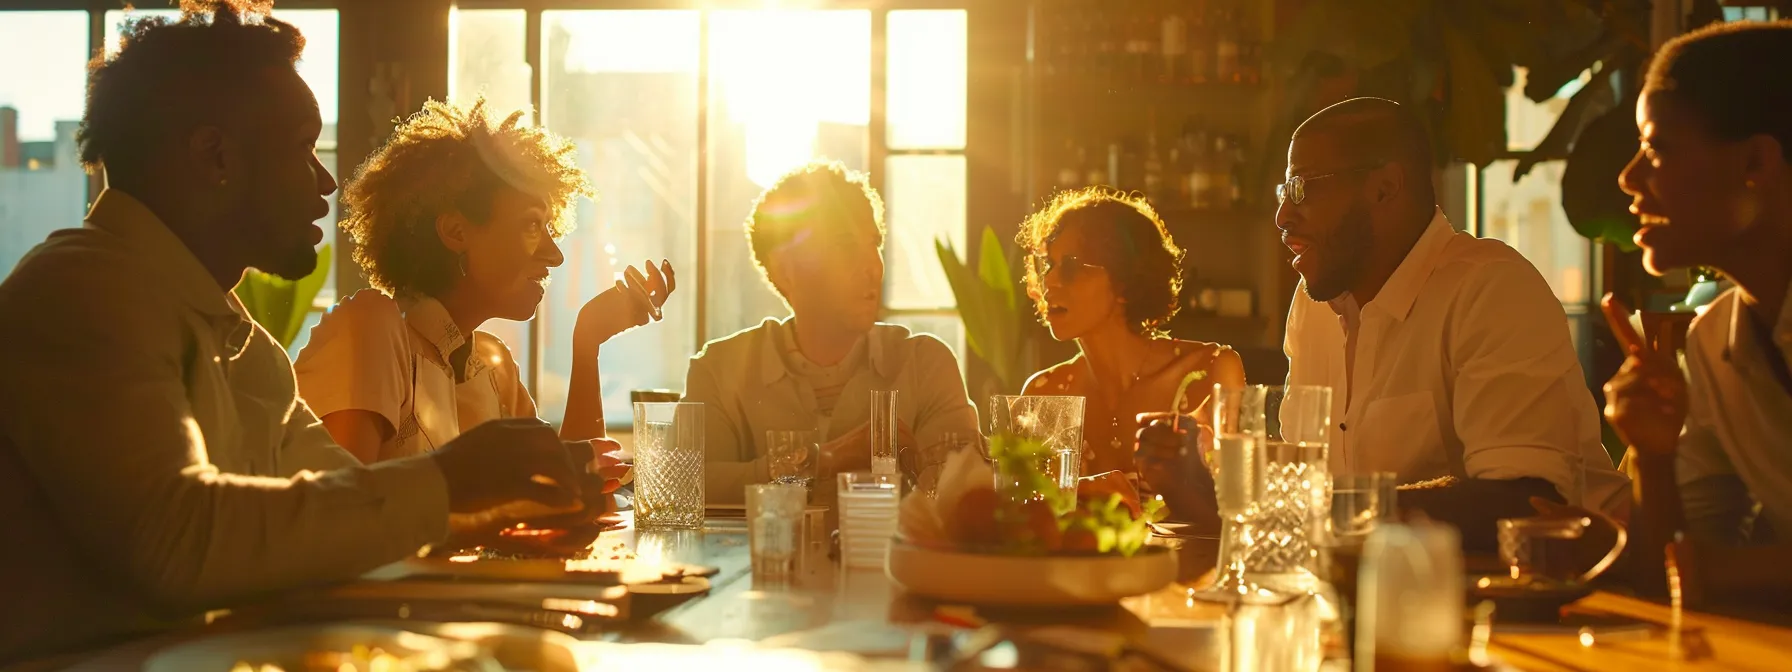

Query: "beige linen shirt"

xmin=1676 ymin=282 xmax=1792 ymax=544
xmin=0 ymin=191 xmax=450 ymax=666
xmin=294 ymin=289 xmax=536 ymax=462
xmin=1284 ymin=209 xmax=1629 ymax=512
xmin=683 ymin=318 xmax=980 ymax=504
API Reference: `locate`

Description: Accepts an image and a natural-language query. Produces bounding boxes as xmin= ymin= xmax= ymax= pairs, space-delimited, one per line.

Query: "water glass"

xmin=990 ymin=394 xmax=1086 ymax=494
xmin=634 ymin=402 xmax=705 ymax=529
xmin=1197 ymin=384 xmax=1267 ymax=600
xmin=1222 ymin=592 xmax=1325 ymax=672
xmin=747 ymin=483 xmax=807 ymax=583
xmin=1243 ymin=440 xmax=1328 ymax=580
xmin=870 ymin=390 xmax=899 ymax=476
xmin=764 ymin=430 xmax=820 ymax=490
xmin=836 ymin=472 xmax=900 ymax=570
xmin=1330 ymin=472 xmax=1398 ymax=541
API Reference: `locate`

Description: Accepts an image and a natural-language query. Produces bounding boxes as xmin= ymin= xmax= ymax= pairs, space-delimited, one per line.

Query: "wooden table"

xmin=66 ymin=514 xmax=1792 ymax=671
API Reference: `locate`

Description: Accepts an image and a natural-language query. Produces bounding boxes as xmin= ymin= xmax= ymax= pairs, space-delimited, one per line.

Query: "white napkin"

xmin=897 ymin=447 xmax=993 ymax=547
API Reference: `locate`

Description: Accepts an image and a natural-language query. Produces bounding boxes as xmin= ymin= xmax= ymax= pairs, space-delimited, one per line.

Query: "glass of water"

xmin=836 ymin=471 xmax=901 ymax=570
xmin=1195 ymin=384 xmax=1267 ymax=601
xmin=990 ymin=395 xmax=1085 ymax=512
xmin=1329 ymin=472 xmax=1398 ymax=541
xmin=1242 ymin=385 xmax=1333 ymax=593
xmin=764 ymin=429 xmax=820 ymax=490
xmin=747 ymin=483 xmax=807 ymax=583
xmin=633 ymin=402 xmax=705 ymax=529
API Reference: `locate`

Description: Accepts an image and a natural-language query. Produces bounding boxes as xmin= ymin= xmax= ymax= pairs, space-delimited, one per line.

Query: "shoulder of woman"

xmin=1023 ymin=357 xmax=1083 ymax=394
xmin=469 ymin=329 xmax=522 ymax=370
xmin=319 ymin=289 xmax=404 ymax=331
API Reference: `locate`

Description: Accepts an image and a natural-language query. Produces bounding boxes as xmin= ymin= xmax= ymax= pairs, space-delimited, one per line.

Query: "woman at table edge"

xmin=293 ymin=98 xmax=658 ymax=487
xmin=1017 ymin=187 xmax=1244 ymax=524
xmin=1598 ymin=19 xmax=1792 ymax=608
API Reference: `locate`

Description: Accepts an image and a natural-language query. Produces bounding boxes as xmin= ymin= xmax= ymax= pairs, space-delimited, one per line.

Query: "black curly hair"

xmin=1019 ymin=188 xmax=1186 ymax=337
xmin=79 ymin=0 xmax=305 ymax=179
xmin=1646 ymin=19 xmax=1792 ymax=162
xmin=744 ymin=160 xmax=885 ymax=298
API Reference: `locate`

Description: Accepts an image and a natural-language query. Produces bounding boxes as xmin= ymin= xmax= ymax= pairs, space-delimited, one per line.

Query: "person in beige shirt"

xmin=685 ymin=161 xmax=980 ymax=504
xmin=294 ymin=98 xmax=672 ymax=463
xmin=0 ymin=7 xmax=593 ymax=666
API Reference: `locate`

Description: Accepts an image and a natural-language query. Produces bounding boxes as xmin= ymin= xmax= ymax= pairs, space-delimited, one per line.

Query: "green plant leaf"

xmin=975 ymin=228 xmax=1020 ymax=388
xmin=282 ymin=243 xmax=331 ymax=346
xmin=936 ymin=237 xmax=991 ymax=359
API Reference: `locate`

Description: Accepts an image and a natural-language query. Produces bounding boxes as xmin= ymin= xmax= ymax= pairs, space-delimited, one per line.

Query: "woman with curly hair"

xmin=295 ymin=98 xmax=675 ymax=464
xmin=1019 ymin=188 xmax=1244 ymax=483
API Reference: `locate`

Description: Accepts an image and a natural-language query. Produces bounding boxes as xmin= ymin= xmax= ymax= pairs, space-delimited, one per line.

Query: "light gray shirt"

xmin=683 ymin=317 xmax=980 ymax=504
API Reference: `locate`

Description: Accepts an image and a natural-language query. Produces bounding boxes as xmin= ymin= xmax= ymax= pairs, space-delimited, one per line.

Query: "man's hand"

xmin=1601 ymin=294 xmax=1687 ymax=456
xmin=568 ymin=437 xmax=633 ymax=492
xmin=432 ymin=418 xmax=584 ymax=514
xmin=573 ymin=260 xmax=676 ymax=349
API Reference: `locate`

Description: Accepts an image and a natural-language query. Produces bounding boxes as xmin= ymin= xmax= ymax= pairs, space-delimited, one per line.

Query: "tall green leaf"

xmin=231 ymin=243 xmax=332 ymax=349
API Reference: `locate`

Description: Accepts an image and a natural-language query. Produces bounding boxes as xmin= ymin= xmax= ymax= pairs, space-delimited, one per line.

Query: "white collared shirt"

xmin=1677 ymin=282 xmax=1792 ymax=544
xmin=294 ymin=290 xmax=536 ymax=462
xmin=0 ymin=191 xmax=449 ymax=665
xmin=1284 ymin=208 xmax=1629 ymax=512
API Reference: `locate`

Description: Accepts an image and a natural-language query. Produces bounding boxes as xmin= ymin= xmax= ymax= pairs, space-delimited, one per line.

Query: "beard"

xmin=1301 ymin=200 xmax=1373 ymax=302
xmin=257 ymin=238 xmax=321 ymax=281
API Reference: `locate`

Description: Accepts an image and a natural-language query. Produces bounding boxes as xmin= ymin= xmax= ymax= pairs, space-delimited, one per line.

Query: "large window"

xmin=1478 ymin=67 xmax=1600 ymax=369
xmin=0 ymin=11 xmax=89 ymax=278
xmin=0 ymin=8 xmax=340 ymax=359
xmin=449 ymin=7 xmax=970 ymax=427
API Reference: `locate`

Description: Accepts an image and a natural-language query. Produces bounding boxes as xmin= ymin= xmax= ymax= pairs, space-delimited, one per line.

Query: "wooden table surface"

xmin=64 ymin=513 xmax=1792 ymax=671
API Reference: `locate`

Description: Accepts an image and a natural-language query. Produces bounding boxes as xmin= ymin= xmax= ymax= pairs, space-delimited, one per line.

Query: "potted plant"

xmin=936 ymin=228 xmax=1043 ymax=413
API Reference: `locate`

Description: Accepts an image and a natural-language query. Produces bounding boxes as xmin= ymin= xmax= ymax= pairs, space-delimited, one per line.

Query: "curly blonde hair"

xmin=340 ymin=98 xmax=592 ymax=296
xmin=1018 ymin=188 xmax=1185 ymax=337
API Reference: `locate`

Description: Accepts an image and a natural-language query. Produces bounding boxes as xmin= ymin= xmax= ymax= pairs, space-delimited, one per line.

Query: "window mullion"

xmin=526 ymin=7 xmax=544 ymax=398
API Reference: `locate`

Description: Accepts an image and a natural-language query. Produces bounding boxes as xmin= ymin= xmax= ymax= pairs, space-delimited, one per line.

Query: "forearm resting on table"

xmin=1396 ymin=476 xmax=1564 ymax=552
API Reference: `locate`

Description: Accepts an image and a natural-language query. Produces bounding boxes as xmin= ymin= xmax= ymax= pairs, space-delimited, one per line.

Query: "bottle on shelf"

xmin=1159 ymin=4 xmax=1187 ymax=84
xmin=1144 ymin=130 xmax=1166 ymax=204
xmin=1187 ymin=0 xmax=1213 ymax=85
xmin=1057 ymin=140 xmax=1086 ymax=192
xmin=1214 ymin=4 xmax=1241 ymax=84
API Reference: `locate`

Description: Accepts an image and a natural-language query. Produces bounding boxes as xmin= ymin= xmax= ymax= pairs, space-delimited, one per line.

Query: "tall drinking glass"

xmin=836 ymin=472 xmax=901 ymax=570
xmin=634 ymin=402 xmax=705 ymax=529
xmin=990 ymin=395 xmax=1086 ymax=510
xmin=747 ymin=483 xmax=807 ymax=584
xmin=1194 ymin=384 xmax=1267 ymax=601
xmin=1243 ymin=385 xmax=1333 ymax=593
xmin=870 ymin=390 xmax=899 ymax=476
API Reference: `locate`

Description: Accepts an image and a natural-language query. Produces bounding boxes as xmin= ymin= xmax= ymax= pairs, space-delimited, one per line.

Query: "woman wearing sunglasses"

xmin=294 ymin=99 xmax=673 ymax=482
xmin=1018 ymin=187 xmax=1246 ymax=487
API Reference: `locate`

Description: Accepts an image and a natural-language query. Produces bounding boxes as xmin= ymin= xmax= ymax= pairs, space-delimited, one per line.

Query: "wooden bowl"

xmin=885 ymin=539 xmax=1177 ymax=606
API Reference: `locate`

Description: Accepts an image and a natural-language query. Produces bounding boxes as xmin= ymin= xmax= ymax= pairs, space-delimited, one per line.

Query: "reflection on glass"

xmin=537 ymin=10 xmax=699 ymax=423
xmin=0 ymin=11 xmax=88 ymax=277
xmin=884 ymin=155 xmax=965 ymax=310
xmin=887 ymin=10 xmax=967 ymax=150
xmin=705 ymin=10 xmax=871 ymax=342
xmin=450 ymin=9 xmax=532 ymax=125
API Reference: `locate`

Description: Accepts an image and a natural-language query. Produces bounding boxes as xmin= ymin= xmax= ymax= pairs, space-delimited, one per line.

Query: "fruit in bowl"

xmin=890 ymin=434 xmax=1177 ymax=606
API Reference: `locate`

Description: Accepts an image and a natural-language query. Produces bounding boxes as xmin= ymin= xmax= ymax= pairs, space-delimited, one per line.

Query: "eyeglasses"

xmin=1032 ymin=254 xmax=1106 ymax=284
xmin=1275 ymin=163 xmax=1384 ymax=206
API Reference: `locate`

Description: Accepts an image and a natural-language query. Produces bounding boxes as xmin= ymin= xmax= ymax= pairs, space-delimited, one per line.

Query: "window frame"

xmin=452 ymin=1 xmax=973 ymax=408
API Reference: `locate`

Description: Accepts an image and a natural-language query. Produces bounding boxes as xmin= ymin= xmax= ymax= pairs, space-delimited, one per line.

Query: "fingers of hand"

xmin=563 ymin=440 xmax=597 ymax=466
xmin=660 ymin=260 xmax=677 ymax=295
xmin=1602 ymin=293 xmax=1646 ymax=355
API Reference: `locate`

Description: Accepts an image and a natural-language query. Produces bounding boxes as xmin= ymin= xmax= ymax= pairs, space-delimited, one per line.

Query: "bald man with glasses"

xmin=1275 ymin=98 xmax=1629 ymax=551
